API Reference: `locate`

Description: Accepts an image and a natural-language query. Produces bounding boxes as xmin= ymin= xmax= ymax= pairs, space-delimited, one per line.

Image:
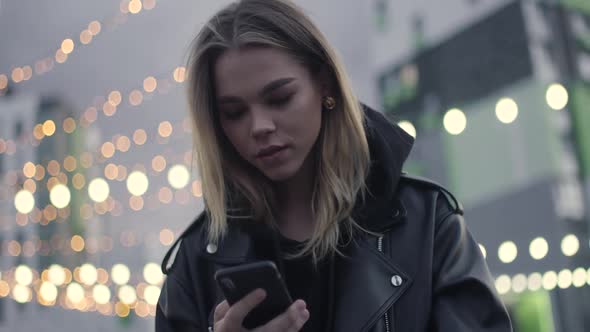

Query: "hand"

xmin=213 ymin=288 xmax=309 ymax=332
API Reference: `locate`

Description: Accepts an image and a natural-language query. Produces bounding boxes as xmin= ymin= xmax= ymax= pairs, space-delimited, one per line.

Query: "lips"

xmin=256 ymin=145 xmax=286 ymax=158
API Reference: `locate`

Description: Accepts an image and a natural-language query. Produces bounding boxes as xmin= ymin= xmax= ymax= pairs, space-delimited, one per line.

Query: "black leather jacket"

xmin=156 ymin=107 xmax=513 ymax=332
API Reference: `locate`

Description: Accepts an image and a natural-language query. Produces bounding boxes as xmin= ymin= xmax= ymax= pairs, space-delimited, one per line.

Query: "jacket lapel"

xmin=199 ymin=220 xmax=278 ymax=266
xmin=332 ymin=236 xmax=412 ymax=332
xmin=199 ymin=218 xmax=414 ymax=332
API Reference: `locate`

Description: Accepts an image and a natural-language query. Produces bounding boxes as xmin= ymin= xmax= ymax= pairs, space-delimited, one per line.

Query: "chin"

xmin=260 ymin=162 xmax=301 ymax=183
xmin=262 ymin=168 xmax=297 ymax=182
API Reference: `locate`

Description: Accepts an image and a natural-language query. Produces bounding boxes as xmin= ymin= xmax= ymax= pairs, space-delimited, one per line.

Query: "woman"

xmin=156 ymin=0 xmax=512 ymax=331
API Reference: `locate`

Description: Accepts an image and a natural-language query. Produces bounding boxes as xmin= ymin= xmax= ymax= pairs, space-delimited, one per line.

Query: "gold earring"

xmin=323 ymin=96 xmax=336 ymax=110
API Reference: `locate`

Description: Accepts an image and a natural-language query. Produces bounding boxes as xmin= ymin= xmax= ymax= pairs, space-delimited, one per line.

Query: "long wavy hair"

xmin=186 ymin=0 xmax=371 ymax=261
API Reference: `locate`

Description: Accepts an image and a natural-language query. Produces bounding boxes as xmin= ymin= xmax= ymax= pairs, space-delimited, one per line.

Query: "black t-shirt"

xmin=279 ymin=234 xmax=331 ymax=332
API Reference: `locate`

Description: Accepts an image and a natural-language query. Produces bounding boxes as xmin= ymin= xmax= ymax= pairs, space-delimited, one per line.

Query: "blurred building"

xmin=374 ymin=1 xmax=590 ymax=331
xmin=0 ymin=92 xmax=38 ymax=327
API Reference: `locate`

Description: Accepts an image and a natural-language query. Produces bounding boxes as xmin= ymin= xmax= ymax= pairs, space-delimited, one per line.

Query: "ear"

xmin=317 ymin=67 xmax=336 ymax=97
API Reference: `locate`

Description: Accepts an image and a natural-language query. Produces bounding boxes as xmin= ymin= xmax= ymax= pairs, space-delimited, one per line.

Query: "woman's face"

xmin=214 ymin=47 xmax=325 ymax=182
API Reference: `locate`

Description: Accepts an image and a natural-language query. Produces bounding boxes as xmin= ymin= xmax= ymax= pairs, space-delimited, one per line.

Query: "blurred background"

xmin=0 ymin=0 xmax=589 ymax=331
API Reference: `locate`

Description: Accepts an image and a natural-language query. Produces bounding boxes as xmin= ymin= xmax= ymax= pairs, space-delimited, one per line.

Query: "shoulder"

xmin=161 ymin=211 xmax=209 ymax=275
xmin=397 ymin=173 xmax=464 ymax=216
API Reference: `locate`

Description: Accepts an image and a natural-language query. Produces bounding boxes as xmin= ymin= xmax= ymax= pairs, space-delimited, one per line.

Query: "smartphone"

xmin=214 ymin=260 xmax=293 ymax=329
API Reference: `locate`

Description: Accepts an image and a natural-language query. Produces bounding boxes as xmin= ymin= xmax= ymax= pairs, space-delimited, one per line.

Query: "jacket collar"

xmin=353 ymin=104 xmax=414 ymax=232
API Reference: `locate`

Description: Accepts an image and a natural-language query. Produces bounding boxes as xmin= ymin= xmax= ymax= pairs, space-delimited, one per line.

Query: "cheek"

xmin=220 ymin=122 xmax=249 ymax=157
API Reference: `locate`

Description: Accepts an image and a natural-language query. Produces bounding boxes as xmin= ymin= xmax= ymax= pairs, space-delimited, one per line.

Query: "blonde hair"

xmin=186 ymin=0 xmax=370 ymax=261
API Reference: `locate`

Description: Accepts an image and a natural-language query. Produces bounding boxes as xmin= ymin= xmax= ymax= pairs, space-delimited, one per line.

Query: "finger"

xmin=256 ymin=300 xmax=309 ymax=332
xmin=213 ymin=300 xmax=230 ymax=323
xmin=225 ymin=288 xmax=266 ymax=324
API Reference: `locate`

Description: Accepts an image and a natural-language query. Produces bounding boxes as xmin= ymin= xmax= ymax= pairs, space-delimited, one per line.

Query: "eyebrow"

xmin=217 ymin=77 xmax=296 ymax=105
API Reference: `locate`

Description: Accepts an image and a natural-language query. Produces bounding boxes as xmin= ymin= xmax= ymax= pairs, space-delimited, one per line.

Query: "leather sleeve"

xmin=156 ymin=240 xmax=204 ymax=332
xmin=430 ymin=200 xmax=513 ymax=331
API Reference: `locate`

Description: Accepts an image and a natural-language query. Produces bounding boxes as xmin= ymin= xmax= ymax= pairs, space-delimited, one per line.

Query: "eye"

xmin=267 ymin=94 xmax=293 ymax=107
xmin=220 ymin=108 xmax=245 ymax=120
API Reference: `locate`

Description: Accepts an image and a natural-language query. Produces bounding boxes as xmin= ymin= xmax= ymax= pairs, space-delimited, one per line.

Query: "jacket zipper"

xmin=377 ymin=236 xmax=391 ymax=332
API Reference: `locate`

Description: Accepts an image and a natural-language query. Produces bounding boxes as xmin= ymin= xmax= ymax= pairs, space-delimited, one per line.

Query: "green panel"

xmin=570 ymin=81 xmax=590 ymax=179
xmin=562 ymin=0 xmax=590 ymax=16
xmin=442 ymin=79 xmax=563 ymax=206
xmin=514 ymin=291 xmax=555 ymax=332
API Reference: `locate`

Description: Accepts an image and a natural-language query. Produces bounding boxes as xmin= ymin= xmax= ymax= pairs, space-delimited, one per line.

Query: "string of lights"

xmin=0 ymin=116 xmax=191 ymax=190
xmin=0 ymin=65 xmax=187 ymax=152
xmin=10 ymin=144 xmax=195 ymax=211
xmin=0 ymin=0 xmax=158 ymax=94
xmin=0 ymin=261 xmax=165 ymax=318
xmin=397 ymin=83 xmax=570 ymax=139
xmin=0 ymin=262 xmax=589 ymax=319
xmin=0 ymin=115 xmax=190 ymax=199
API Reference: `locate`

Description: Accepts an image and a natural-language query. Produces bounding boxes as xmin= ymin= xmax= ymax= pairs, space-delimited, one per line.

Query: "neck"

xmin=274 ymin=153 xmax=316 ymax=240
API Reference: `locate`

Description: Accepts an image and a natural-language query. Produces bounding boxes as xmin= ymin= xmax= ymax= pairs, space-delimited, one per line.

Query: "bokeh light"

xmin=118 ymin=285 xmax=137 ymax=305
xmin=543 ymin=271 xmax=558 ymax=290
xmin=80 ymin=30 xmax=93 ymax=45
xmin=561 ymin=234 xmax=579 ymax=257
xmin=143 ymin=76 xmax=157 ymax=92
xmin=173 ymin=66 xmax=186 ymax=83
xmin=14 ymin=190 xmax=35 ymax=214
xmin=495 ymin=275 xmax=511 ymax=295
xmin=61 ymin=39 xmax=75 ymax=54
xmin=23 ymin=162 xmax=36 ymax=177
xmin=498 ymin=241 xmax=517 ymax=263
xmin=79 ymin=263 xmax=98 ymax=286
xmin=49 ymin=184 xmax=71 ymax=209
xmin=528 ymin=273 xmax=542 ymax=291
xmin=48 ymin=265 xmax=66 ymax=286
xmin=558 ymin=269 xmax=573 ymax=289
xmin=93 ymin=284 xmax=111 ymax=305
xmin=111 ymin=264 xmax=131 ymax=286
xmin=63 ymin=117 xmax=77 ymax=133
xmin=168 ymin=164 xmax=190 ymax=189
xmin=511 ymin=274 xmax=527 ymax=293
xmin=129 ymin=90 xmax=143 ymax=106
xmin=443 ymin=108 xmax=467 ymax=135
xmin=15 ymin=265 xmax=33 ymax=286
xmin=152 ymin=155 xmax=167 ymax=172
xmin=495 ymin=98 xmax=518 ymax=124
xmin=143 ymin=263 xmax=164 ymax=285
xmin=572 ymin=268 xmax=586 ymax=288
xmin=546 ymin=83 xmax=568 ymax=111
xmin=88 ymin=21 xmax=101 ymax=35
xmin=127 ymin=171 xmax=149 ymax=196
xmin=397 ymin=120 xmax=416 ymax=138
xmin=39 ymin=282 xmax=58 ymax=302
xmin=66 ymin=283 xmax=84 ymax=304
xmin=159 ymin=229 xmax=174 ymax=246
xmin=71 ymin=235 xmax=85 ymax=252
xmin=144 ymin=285 xmax=161 ymax=305
xmin=529 ymin=237 xmax=548 ymax=260
xmin=129 ymin=0 xmax=142 ymax=14
xmin=55 ymin=49 xmax=68 ymax=63
xmin=133 ymin=129 xmax=147 ymax=145
xmin=13 ymin=285 xmax=31 ymax=303
xmin=88 ymin=178 xmax=110 ymax=203
xmin=12 ymin=67 xmax=24 ymax=83
xmin=158 ymin=121 xmax=173 ymax=137
xmin=42 ymin=120 xmax=56 ymax=136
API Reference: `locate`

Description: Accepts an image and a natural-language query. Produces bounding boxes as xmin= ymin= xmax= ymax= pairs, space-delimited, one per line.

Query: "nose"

xmin=250 ymin=108 xmax=276 ymax=139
